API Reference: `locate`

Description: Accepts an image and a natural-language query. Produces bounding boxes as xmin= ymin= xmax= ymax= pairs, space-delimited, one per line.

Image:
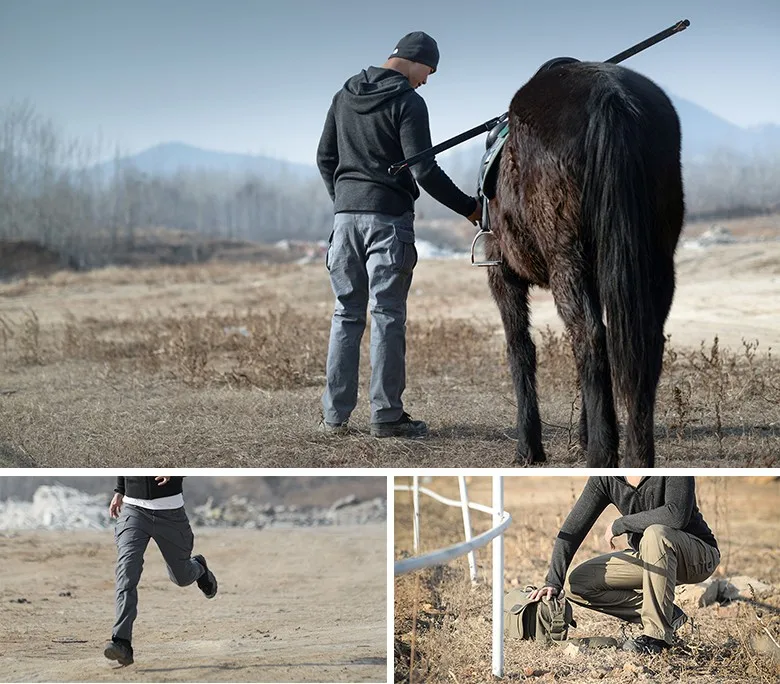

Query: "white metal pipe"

xmin=393 ymin=484 xmax=497 ymax=517
xmin=457 ymin=476 xmax=478 ymax=583
xmin=394 ymin=509 xmax=511 ymax=575
xmin=492 ymin=475 xmax=504 ymax=678
xmin=412 ymin=475 xmax=420 ymax=554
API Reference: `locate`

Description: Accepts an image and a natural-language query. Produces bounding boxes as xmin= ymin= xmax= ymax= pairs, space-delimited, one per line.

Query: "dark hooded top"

xmin=316 ymin=66 xmax=476 ymax=219
xmin=545 ymin=476 xmax=718 ymax=591
xmin=114 ymin=476 xmax=184 ymax=501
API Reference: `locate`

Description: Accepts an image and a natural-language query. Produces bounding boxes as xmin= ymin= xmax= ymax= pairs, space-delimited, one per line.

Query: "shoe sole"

xmin=104 ymin=643 xmax=133 ymax=666
xmin=621 ymin=641 xmax=665 ymax=655
xmin=320 ymin=427 xmax=351 ymax=436
xmin=370 ymin=427 xmax=428 ymax=439
xmin=671 ymin=609 xmax=688 ymax=632
xmin=194 ymin=555 xmax=218 ymax=599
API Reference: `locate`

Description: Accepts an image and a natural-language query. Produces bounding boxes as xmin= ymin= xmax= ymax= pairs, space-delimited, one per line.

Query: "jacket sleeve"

xmin=316 ymin=98 xmax=338 ymax=202
xmin=545 ymin=478 xmax=611 ymax=591
xmin=612 ymin=477 xmax=695 ymax=536
xmin=114 ymin=477 xmax=125 ymax=495
xmin=399 ymin=94 xmax=477 ymax=218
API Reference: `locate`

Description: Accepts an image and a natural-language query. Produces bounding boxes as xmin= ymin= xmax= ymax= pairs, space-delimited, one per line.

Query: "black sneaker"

xmin=370 ymin=412 xmax=428 ymax=438
xmin=671 ymin=603 xmax=688 ymax=632
xmin=104 ymin=638 xmax=134 ymax=666
xmin=622 ymin=634 xmax=670 ymax=654
xmin=193 ymin=554 xmax=218 ymax=598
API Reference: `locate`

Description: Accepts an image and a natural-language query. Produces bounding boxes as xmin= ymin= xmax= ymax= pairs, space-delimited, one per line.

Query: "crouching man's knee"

xmin=565 ymin=564 xmax=592 ymax=601
xmin=639 ymin=524 xmax=674 ymax=552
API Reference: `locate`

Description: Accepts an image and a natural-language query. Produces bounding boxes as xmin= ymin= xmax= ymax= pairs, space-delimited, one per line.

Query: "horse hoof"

xmin=514 ymin=450 xmax=547 ymax=466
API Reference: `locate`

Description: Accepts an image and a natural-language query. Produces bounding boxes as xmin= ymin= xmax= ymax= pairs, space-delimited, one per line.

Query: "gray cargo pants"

xmin=112 ymin=504 xmax=204 ymax=642
xmin=322 ymin=211 xmax=417 ymax=425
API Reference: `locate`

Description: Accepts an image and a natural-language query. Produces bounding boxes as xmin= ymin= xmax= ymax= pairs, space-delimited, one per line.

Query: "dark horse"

xmin=486 ymin=61 xmax=684 ymax=467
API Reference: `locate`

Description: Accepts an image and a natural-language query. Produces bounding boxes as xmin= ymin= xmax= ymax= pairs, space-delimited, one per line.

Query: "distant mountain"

xmin=435 ymin=92 xmax=780 ymax=184
xmin=94 ymin=94 xmax=778 ymax=185
xmin=670 ymin=96 xmax=780 ymax=161
xmin=96 ymin=142 xmax=318 ymax=181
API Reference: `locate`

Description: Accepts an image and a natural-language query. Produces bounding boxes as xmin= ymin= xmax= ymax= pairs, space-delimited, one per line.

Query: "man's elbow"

xmin=667 ymin=507 xmax=691 ymax=529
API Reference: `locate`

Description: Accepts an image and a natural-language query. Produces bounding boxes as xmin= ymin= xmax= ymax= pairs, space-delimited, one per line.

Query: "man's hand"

xmin=604 ymin=523 xmax=619 ymax=550
xmin=109 ymin=493 xmax=123 ymax=518
xmin=467 ymin=198 xmax=483 ymax=226
xmin=156 ymin=476 xmax=171 ymax=486
xmin=527 ymin=586 xmax=561 ymax=601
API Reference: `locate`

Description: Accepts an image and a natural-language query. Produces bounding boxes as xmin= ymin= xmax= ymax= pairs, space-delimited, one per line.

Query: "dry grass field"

xmin=1 ymin=220 xmax=779 ymax=466
xmin=1 ymin=525 xmax=386 ymax=683
xmin=394 ymin=476 xmax=780 ymax=683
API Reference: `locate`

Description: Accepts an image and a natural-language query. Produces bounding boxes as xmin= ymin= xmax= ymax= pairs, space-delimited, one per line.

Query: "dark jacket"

xmin=316 ymin=66 xmax=476 ymax=219
xmin=114 ymin=476 xmax=184 ymax=501
xmin=545 ymin=477 xmax=718 ymax=591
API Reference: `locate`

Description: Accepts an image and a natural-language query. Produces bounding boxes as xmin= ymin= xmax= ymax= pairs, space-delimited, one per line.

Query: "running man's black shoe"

xmin=104 ymin=638 xmax=134 ymax=666
xmin=193 ymin=554 xmax=218 ymax=598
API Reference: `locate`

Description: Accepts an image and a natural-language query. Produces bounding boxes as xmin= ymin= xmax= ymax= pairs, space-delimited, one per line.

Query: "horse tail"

xmin=581 ymin=73 xmax=668 ymax=407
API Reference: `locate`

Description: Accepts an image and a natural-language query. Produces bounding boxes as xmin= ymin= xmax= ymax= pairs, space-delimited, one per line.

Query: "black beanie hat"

xmin=389 ymin=31 xmax=439 ymax=73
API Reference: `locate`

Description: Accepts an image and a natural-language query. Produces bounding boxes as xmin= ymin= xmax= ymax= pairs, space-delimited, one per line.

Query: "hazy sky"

xmin=1 ymin=0 xmax=778 ymax=164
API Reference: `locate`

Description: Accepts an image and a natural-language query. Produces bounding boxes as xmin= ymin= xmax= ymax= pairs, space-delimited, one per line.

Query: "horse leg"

xmin=549 ymin=265 xmax=618 ymax=467
xmin=578 ymin=402 xmax=588 ymax=451
xmin=488 ymin=266 xmax=546 ymax=465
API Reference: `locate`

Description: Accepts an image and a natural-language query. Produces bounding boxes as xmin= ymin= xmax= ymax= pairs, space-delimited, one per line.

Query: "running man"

xmin=104 ymin=476 xmax=217 ymax=666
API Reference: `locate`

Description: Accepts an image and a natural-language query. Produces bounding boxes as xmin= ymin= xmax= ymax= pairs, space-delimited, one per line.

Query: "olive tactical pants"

xmin=564 ymin=524 xmax=720 ymax=643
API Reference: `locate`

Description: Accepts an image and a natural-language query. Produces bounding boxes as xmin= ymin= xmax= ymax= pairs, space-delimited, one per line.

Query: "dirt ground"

xmin=0 ymin=526 xmax=386 ymax=683
xmin=394 ymin=476 xmax=780 ymax=683
xmin=1 ymin=219 xmax=779 ymax=467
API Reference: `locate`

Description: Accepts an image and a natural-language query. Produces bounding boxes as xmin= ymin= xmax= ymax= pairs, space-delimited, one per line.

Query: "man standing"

xmin=317 ymin=31 xmax=482 ymax=438
xmin=104 ymin=476 xmax=217 ymax=667
xmin=529 ymin=476 xmax=720 ymax=654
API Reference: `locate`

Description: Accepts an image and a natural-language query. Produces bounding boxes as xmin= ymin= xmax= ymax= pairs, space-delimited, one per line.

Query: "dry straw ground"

xmin=1 ymin=225 xmax=779 ymax=466
xmin=394 ymin=476 xmax=780 ymax=684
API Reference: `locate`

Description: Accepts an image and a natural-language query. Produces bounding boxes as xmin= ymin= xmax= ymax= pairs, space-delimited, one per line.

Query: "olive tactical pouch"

xmin=503 ymin=586 xmax=576 ymax=643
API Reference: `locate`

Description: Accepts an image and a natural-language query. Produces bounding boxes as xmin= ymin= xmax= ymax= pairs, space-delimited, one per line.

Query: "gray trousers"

xmin=564 ymin=525 xmax=720 ymax=643
xmin=112 ymin=504 xmax=204 ymax=642
xmin=322 ymin=211 xmax=417 ymax=425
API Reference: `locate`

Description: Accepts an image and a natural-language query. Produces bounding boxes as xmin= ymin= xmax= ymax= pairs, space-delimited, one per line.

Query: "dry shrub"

xmin=407 ymin=318 xmax=501 ymax=379
xmin=6 ymin=307 xmax=330 ymax=390
xmin=657 ymin=336 xmax=780 ymax=457
xmin=535 ymin=326 xmax=578 ymax=388
xmin=5 ymin=310 xmax=46 ymax=366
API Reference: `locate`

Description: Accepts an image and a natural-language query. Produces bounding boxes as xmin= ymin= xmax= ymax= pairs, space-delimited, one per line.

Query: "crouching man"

xmin=104 ymin=476 xmax=217 ymax=666
xmin=529 ymin=476 xmax=720 ymax=654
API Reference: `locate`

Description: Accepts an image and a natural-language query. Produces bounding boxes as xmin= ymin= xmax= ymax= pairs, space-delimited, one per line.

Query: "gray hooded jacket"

xmin=316 ymin=66 xmax=476 ymax=219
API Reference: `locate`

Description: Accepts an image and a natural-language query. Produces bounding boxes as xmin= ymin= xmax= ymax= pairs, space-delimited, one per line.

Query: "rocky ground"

xmin=0 ymin=484 xmax=387 ymax=531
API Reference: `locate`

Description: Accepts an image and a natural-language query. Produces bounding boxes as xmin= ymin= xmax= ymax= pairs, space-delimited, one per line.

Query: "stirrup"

xmin=470 ymin=229 xmax=501 ymax=267
xmin=470 ymin=195 xmax=501 ymax=267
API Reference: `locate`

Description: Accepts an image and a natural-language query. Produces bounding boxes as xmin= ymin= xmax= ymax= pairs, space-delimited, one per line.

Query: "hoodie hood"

xmin=341 ymin=66 xmax=414 ymax=114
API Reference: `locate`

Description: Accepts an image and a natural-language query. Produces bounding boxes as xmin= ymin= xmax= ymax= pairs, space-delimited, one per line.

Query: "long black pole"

xmin=388 ymin=18 xmax=690 ymax=176
xmin=604 ymin=18 xmax=689 ymax=64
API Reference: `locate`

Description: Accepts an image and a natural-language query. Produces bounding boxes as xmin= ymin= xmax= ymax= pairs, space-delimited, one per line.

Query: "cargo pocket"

xmin=113 ymin=514 xmax=129 ymax=540
xmin=391 ymin=227 xmax=417 ymax=275
xmin=325 ymin=230 xmax=334 ymax=271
